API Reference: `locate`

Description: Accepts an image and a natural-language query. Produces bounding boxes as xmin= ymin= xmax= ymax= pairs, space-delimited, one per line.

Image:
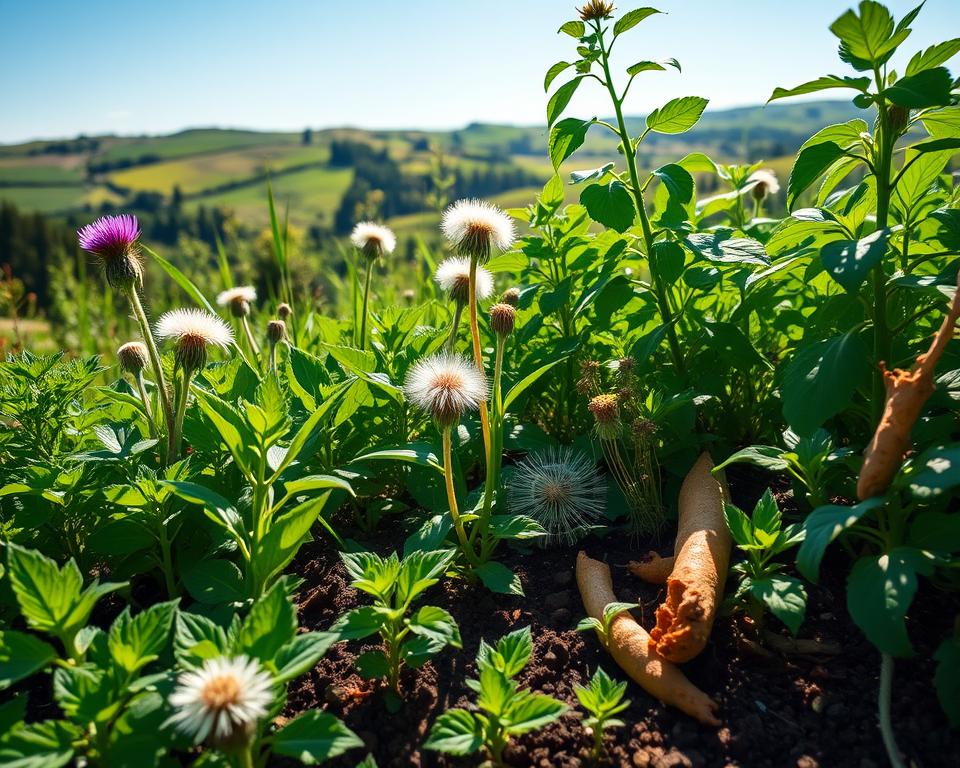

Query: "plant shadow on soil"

xmin=284 ymin=465 xmax=960 ymax=768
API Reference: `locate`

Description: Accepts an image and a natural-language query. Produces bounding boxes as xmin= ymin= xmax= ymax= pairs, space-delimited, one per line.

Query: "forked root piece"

xmin=857 ymin=271 xmax=960 ymax=500
xmin=628 ymin=551 xmax=675 ymax=584
xmin=648 ymin=452 xmax=731 ymax=664
xmin=576 ymin=552 xmax=720 ymax=725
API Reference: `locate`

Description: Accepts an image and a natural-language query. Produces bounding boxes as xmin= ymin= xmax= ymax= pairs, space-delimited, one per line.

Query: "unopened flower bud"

xmin=489 ymin=303 xmax=516 ymax=337
xmin=117 ymin=341 xmax=149 ymax=375
xmin=501 ymin=287 xmax=521 ymax=307
xmin=885 ymin=105 xmax=910 ymax=137
xmin=267 ymin=320 xmax=287 ymax=345
xmin=277 ymin=303 xmax=293 ymax=320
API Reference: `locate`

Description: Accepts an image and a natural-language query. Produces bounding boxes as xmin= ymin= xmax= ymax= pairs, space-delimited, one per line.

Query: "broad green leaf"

xmin=274 ymin=632 xmax=337 ymax=684
xmin=768 ymin=75 xmax=870 ymax=102
xmin=164 ymin=481 xmax=245 ymax=545
xmin=683 ymin=233 xmax=769 ymax=265
xmin=504 ymin=692 xmax=568 ymax=735
xmin=255 ymin=493 xmax=330 ymax=587
xmin=788 ymin=142 xmax=847 ymax=209
xmin=723 ymin=503 xmax=753 ymax=548
xmin=272 ymin=710 xmax=363 ymax=764
xmin=645 ymin=96 xmax=708 ymax=134
xmin=0 ymin=631 xmax=56 ymax=690
xmin=750 ymin=576 xmax=807 ymax=635
xmin=354 ymin=650 xmax=390 ymax=679
xmin=407 ymin=606 xmax=461 ymax=647
xmin=751 ymin=489 xmax=782 ymax=537
xmin=396 ymin=549 xmax=454 ymax=604
xmin=627 ymin=58 xmax=680 ymax=75
xmin=906 ymin=39 xmax=960 ymax=76
xmin=570 ymin=162 xmax=614 ymax=184
xmin=350 ymin=444 xmax=443 ymax=474
xmin=796 ymin=497 xmax=886 ymax=582
xmin=424 ymin=709 xmax=483 ymax=755
xmin=544 ymin=61 xmax=573 ymax=92
xmin=549 ymin=117 xmax=595 ymax=169
xmin=907 ymin=510 xmax=960 ymax=554
xmin=580 ymin=180 xmax=635 ymax=232
xmin=174 ymin=612 xmax=227 ymax=667
xmin=330 ymin=606 xmax=391 ymax=640
xmin=479 ymin=626 xmax=532 ymax=677
xmin=613 ymin=7 xmax=660 ymax=36
xmin=239 ymin=581 xmax=297 ymax=662
xmin=903 ymin=444 xmax=960 ymax=500
xmin=934 ymin=635 xmax=960 ymax=727
xmin=821 ymin=229 xmax=889 ymax=292
xmin=714 ymin=446 xmax=789 ymax=473
xmin=182 ymin=559 xmax=245 ymax=605
xmin=884 ymin=67 xmax=953 ymax=108
xmin=108 ymin=600 xmax=178 ymax=674
xmin=6 ymin=544 xmax=82 ymax=635
xmin=474 ymin=560 xmax=524 ymax=596
xmin=547 ymin=77 xmax=583 ymax=127
xmin=652 ymin=163 xmax=695 ymax=227
xmin=558 ymin=20 xmax=585 ymax=38
xmin=503 ymin=357 xmax=566 ymax=411
xmin=488 ymin=514 xmax=546 ymax=541
xmin=830 ymin=1 xmax=901 ymax=71
xmin=0 ymin=720 xmax=79 ymax=768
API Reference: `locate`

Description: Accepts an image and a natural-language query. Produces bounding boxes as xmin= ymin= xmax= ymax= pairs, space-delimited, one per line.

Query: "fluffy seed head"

xmin=747 ymin=169 xmax=780 ymax=201
xmin=117 ymin=341 xmax=149 ymax=375
xmin=216 ymin=286 xmax=257 ymax=318
xmin=440 ymin=199 xmax=515 ymax=263
xmin=403 ymin=353 xmax=487 ymax=428
xmin=501 ymin=287 xmax=521 ymax=307
xmin=277 ymin=302 xmax=293 ymax=320
xmin=434 ymin=256 xmax=494 ymax=305
xmin=489 ymin=302 xmax=516 ymax=337
xmin=511 ymin=447 xmax=607 ymax=546
xmin=351 ymin=222 xmax=396 ymax=261
xmin=589 ymin=393 xmax=620 ymax=440
xmin=77 ymin=214 xmax=143 ymax=289
xmin=267 ymin=319 xmax=287 ymax=344
xmin=168 ymin=655 xmax=274 ymax=748
xmin=578 ymin=0 xmax=615 ymax=21
xmin=155 ymin=308 xmax=233 ymax=372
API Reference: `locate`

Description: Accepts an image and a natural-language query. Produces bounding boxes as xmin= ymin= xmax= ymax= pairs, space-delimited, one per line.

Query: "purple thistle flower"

xmin=77 ymin=214 xmax=143 ymax=289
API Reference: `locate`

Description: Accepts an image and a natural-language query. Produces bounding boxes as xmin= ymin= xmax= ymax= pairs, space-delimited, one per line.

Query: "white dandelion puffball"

xmin=747 ymin=168 xmax=780 ymax=196
xmin=168 ymin=655 xmax=274 ymax=746
xmin=351 ymin=221 xmax=397 ymax=260
xmin=434 ymin=256 xmax=494 ymax=305
xmin=440 ymin=199 xmax=516 ymax=261
xmin=511 ymin=447 xmax=607 ymax=545
xmin=403 ymin=353 xmax=488 ymax=427
xmin=155 ymin=308 xmax=234 ymax=370
xmin=216 ymin=286 xmax=257 ymax=318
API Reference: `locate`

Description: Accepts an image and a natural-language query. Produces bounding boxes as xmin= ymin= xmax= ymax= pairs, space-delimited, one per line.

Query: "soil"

xmin=284 ymin=467 xmax=960 ymax=768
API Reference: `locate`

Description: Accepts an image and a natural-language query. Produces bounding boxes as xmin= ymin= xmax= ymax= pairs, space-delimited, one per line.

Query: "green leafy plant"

xmin=724 ymin=489 xmax=807 ymax=635
xmin=331 ymin=549 xmax=461 ymax=705
xmin=424 ymin=626 xmax=567 ymax=766
xmin=575 ymin=601 xmax=637 ymax=649
xmin=574 ymin=667 xmax=630 ymax=761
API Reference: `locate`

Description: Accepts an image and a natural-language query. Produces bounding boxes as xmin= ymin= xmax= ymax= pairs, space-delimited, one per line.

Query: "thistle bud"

xmin=77 ymin=215 xmax=143 ymax=291
xmin=117 ymin=341 xmax=149 ymax=375
xmin=885 ymin=105 xmax=910 ymax=137
xmin=489 ymin=302 xmax=516 ymax=337
xmin=588 ymin=393 xmax=620 ymax=440
xmin=267 ymin=319 xmax=287 ymax=345
xmin=577 ymin=0 xmax=615 ymax=21
xmin=216 ymin=286 xmax=256 ymax=319
xmin=277 ymin=303 xmax=293 ymax=320
xmin=501 ymin=287 xmax=521 ymax=307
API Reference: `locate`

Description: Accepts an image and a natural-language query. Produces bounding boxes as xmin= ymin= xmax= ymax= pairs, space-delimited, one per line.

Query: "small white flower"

xmin=440 ymin=199 xmax=516 ymax=261
xmin=747 ymin=169 xmax=780 ymax=196
xmin=403 ymin=353 xmax=487 ymax=427
xmin=155 ymin=308 xmax=234 ymax=370
xmin=168 ymin=655 xmax=274 ymax=746
xmin=350 ymin=222 xmax=396 ymax=259
xmin=511 ymin=447 xmax=607 ymax=545
xmin=434 ymin=257 xmax=494 ymax=304
xmin=216 ymin=286 xmax=257 ymax=307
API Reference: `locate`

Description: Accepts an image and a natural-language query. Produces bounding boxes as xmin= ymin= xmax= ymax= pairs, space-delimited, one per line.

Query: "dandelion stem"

xmin=359 ymin=259 xmax=374 ymax=350
xmin=126 ymin=286 xmax=175 ymax=462
xmin=443 ymin=426 xmax=478 ymax=566
xmin=468 ymin=257 xmax=492 ymax=456
xmin=241 ymin=316 xmax=260 ymax=357
xmin=445 ymin=302 xmax=464 ymax=353
xmin=133 ymin=371 xmax=157 ymax=440
xmin=170 ymin=368 xmax=193 ymax=462
xmin=478 ymin=337 xmax=506 ymax=559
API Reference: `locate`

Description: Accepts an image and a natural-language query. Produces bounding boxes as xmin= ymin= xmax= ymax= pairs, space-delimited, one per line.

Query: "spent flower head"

xmin=168 ymin=655 xmax=274 ymax=748
xmin=155 ymin=308 xmax=233 ymax=372
xmin=435 ymin=257 xmax=494 ymax=305
xmin=267 ymin=319 xmax=287 ymax=345
xmin=277 ymin=302 xmax=293 ymax=320
xmin=351 ymin=222 xmax=396 ymax=261
xmin=747 ymin=169 xmax=780 ymax=201
xmin=440 ymin=199 xmax=515 ymax=263
xmin=117 ymin=341 xmax=149 ymax=375
xmin=216 ymin=286 xmax=257 ymax=318
xmin=589 ymin=393 xmax=620 ymax=440
xmin=489 ymin=302 xmax=516 ymax=337
xmin=403 ymin=353 xmax=487 ymax=428
xmin=501 ymin=287 xmax=521 ymax=307
xmin=578 ymin=0 xmax=615 ymax=21
xmin=511 ymin=447 xmax=607 ymax=545
xmin=77 ymin=214 xmax=143 ymax=290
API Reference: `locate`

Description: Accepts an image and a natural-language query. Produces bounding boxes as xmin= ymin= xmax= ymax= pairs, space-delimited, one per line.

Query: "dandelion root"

xmin=628 ymin=551 xmax=675 ymax=584
xmin=576 ymin=551 xmax=720 ymax=725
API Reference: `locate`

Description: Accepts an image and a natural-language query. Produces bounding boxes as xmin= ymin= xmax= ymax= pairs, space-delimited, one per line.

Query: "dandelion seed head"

xmin=747 ymin=169 xmax=780 ymax=200
xmin=267 ymin=319 xmax=287 ymax=344
xmin=77 ymin=214 xmax=143 ymax=289
xmin=434 ymin=257 xmax=493 ymax=305
xmin=511 ymin=447 xmax=607 ymax=546
xmin=216 ymin=286 xmax=257 ymax=318
xmin=168 ymin=655 xmax=273 ymax=748
xmin=350 ymin=222 xmax=396 ymax=261
xmin=440 ymin=199 xmax=515 ymax=262
xmin=403 ymin=353 xmax=487 ymax=428
xmin=277 ymin=302 xmax=293 ymax=320
xmin=155 ymin=308 xmax=233 ymax=371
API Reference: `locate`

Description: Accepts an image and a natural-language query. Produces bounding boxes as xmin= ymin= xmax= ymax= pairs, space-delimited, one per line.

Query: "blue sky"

xmin=1 ymin=0 xmax=957 ymax=143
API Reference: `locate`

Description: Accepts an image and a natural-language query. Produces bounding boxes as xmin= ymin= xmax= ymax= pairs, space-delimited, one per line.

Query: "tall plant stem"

xmin=445 ymin=302 xmax=465 ymax=352
xmin=442 ymin=426 xmax=478 ymax=566
xmin=170 ymin=368 xmax=194 ymax=462
xmin=359 ymin=260 xmax=374 ymax=350
xmin=477 ymin=337 xmax=506 ymax=559
xmin=126 ymin=286 xmax=175 ymax=462
xmin=595 ymin=21 xmax=685 ymax=378
xmin=157 ymin=521 xmax=177 ymax=598
xmin=241 ymin=316 xmax=260 ymax=357
xmin=133 ymin=372 xmax=157 ymax=440
xmin=879 ymin=653 xmax=907 ymax=768
xmin=871 ymin=71 xmax=893 ymax=426
xmin=468 ymin=257 xmax=492 ymax=455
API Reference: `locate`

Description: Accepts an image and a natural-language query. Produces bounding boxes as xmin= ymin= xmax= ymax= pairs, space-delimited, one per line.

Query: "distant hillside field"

xmin=0 ymin=100 xmax=862 ymax=233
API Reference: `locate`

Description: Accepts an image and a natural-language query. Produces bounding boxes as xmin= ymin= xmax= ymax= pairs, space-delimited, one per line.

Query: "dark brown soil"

xmin=285 ymin=475 xmax=960 ymax=768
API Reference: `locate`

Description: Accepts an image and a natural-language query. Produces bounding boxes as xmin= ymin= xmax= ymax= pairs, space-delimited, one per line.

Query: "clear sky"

xmin=1 ymin=0 xmax=958 ymax=144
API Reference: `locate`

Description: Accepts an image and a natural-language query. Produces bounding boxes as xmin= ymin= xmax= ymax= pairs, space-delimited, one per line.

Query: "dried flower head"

xmin=489 ymin=302 xmax=516 ymax=337
xmin=155 ymin=308 xmax=233 ymax=372
xmin=578 ymin=0 xmax=615 ymax=21
xmin=403 ymin=353 xmax=487 ymax=428
xmin=350 ymin=222 xmax=396 ymax=261
xmin=168 ymin=655 xmax=274 ymax=747
xmin=267 ymin=319 xmax=287 ymax=345
xmin=500 ymin=287 xmax=521 ymax=307
xmin=434 ymin=257 xmax=494 ymax=305
xmin=631 ymin=418 xmax=659 ymax=441
xmin=441 ymin=199 xmax=515 ymax=263
xmin=747 ymin=169 xmax=780 ymax=201
xmin=589 ymin=393 xmax=620 ymax=440
xmin=77 ymin=214 xmax=143 ymax=290
xmin=581 ymin=360 xmax=600 ymax=374
xmin=277 ymin=302 xmax=293 ymax=320
xmin=511 ymin=447 xmax=607 ymax=545
xmin=117 ymin=341 xmax=149 ymax=375
xmin=216 ymin=286 xmax=257 ymax=318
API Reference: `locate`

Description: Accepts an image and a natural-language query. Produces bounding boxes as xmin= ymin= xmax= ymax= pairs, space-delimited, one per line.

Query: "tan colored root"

xmin=628 ymin=551 xmax=676 ymax=584
xmin=648 ymin=453 xmax=731 ymax=664
xmin=576 ymin=552 xmax=720 ymax=725
xmin=858 ymin=273 xmax=960 ymax=500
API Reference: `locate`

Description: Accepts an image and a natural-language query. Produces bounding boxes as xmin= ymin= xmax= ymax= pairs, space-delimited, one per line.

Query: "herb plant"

xmin=574 ymin=667 xmax=631 ymax=761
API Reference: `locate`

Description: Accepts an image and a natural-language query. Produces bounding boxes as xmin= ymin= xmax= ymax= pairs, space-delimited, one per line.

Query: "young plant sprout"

xmin=155 ymin=308 xmax=233 ymax=459
xmin=351 ymin=221 xmax=396 ymax=350
xmin=78 ymin=214 xmax=176 ymax=460
xmin=574 ymin=667 xmax=630 ymax=761
xmin=403 ymin=352 xmax=487 ymax=565
xmin=217 ymin=285 xmax=259 ymax=356
xmin=117 ymin=341 xmax=156 ymax=438
xmin=434 ymin=256 xmax=493 ymax=352
xmin=510 ymin=446 xmax=606 ymax=545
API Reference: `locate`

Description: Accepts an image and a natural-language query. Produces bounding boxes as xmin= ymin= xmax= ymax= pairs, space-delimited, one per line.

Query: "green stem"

xmin=241 ymin=315 xmax=261 ymax=357
xmin=133 ymin=372 xmax=157 ymax=440
xmin=126 ymin=287 xmax=175 ymax=462
xmin=871 ymin=71 xmax=893 ymax=426
xmin=157 ymin=520 xmax=177 ymax=598
xmin=170 ymin=368 xmax=193 ymax=462
xmin=477 ymin=337 xmax=506 ymax=561
xmin=359 ymin=259 xmax=374 ymax=350
xmin=879 ymin=653 xmax=907 ymax=768
xmin=442 ymin=426 xmax=478 ymax=566
xmin=445 ymin=302 xmax=464 ymax=353
xmin=468 ymin=257 xmax=492 ymax=456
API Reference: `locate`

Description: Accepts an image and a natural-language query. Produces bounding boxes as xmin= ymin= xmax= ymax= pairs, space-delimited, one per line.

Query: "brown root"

xmin=628 ymin=550 xmax=676 ymax=584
